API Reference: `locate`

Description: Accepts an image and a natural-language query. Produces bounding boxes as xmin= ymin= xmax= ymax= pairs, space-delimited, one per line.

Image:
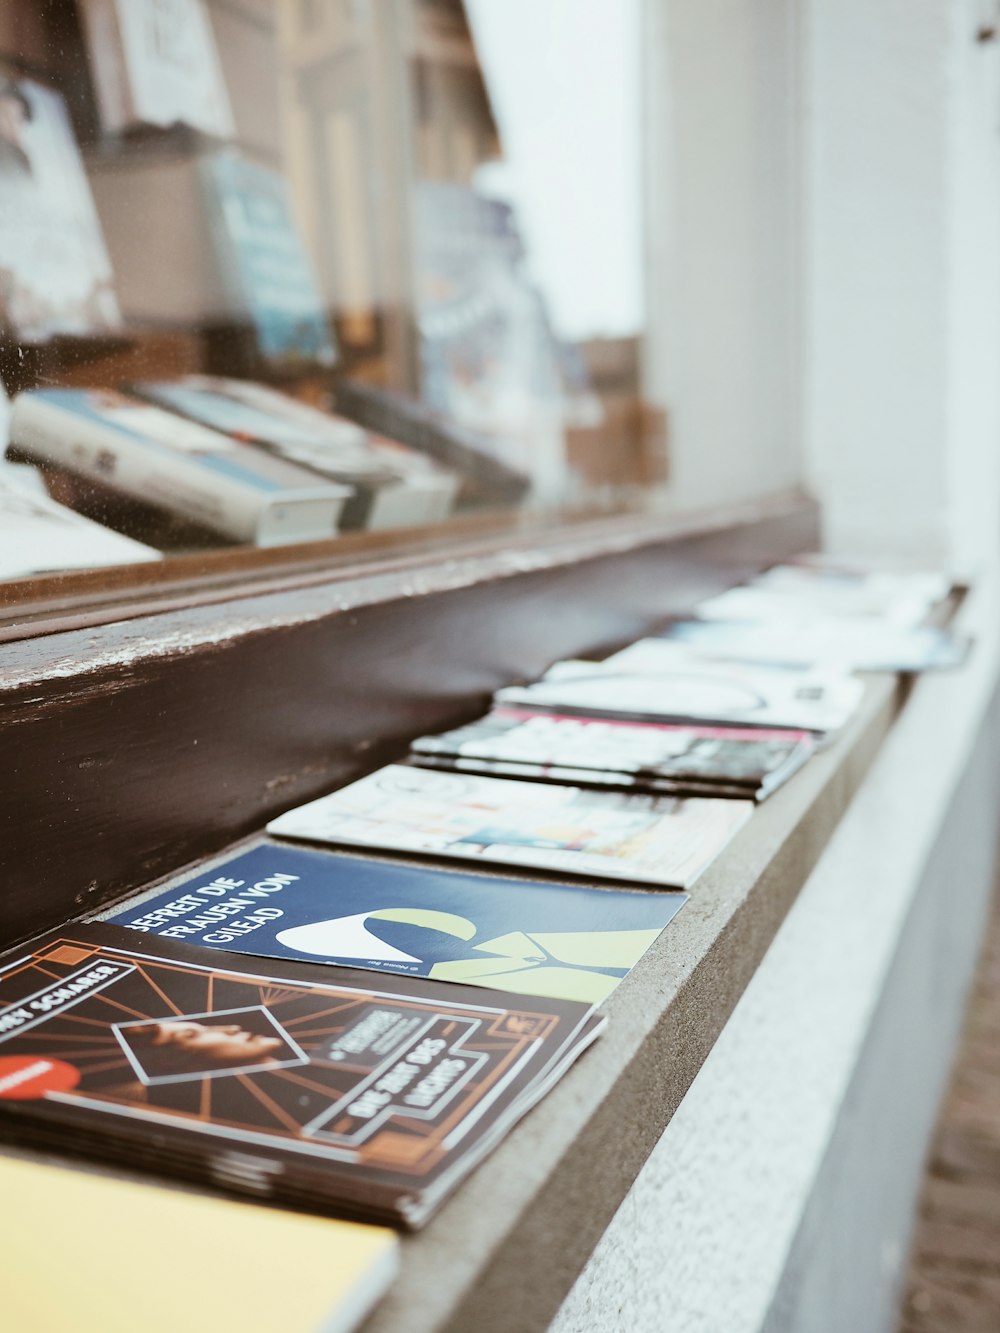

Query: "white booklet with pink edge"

xmin=496 ymin=640 xmax=863 ymax=736
xmin=267 ymin=763 xmax=752 ymax=890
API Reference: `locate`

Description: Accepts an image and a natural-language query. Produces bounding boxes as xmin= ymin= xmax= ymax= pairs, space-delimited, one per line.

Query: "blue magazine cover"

xmin=106 ymin=842 xmax=686 ymax=1003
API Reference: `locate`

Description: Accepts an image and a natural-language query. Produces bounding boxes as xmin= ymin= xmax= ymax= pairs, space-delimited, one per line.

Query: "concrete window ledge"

xmin=548 ymin=572 xmax=1000 ymax=1333
xmin=358 ymin=581 xmax=1000 ymax=1333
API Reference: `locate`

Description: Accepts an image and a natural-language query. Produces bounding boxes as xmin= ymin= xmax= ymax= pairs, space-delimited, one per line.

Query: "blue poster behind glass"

xmin=108 ymin=842 xmax=686 ymax=1003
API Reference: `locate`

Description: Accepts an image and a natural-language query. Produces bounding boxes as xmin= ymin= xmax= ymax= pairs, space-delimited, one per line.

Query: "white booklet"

xmin=0 ymin=472 xmax=159 ymax=578
xmin=665 ymin=616 xmax=968 ymax=673
xmin=497 ymin=640 xmax=864 ymax=735
xmin=267 ymin=764 xmax=753 ymax=890
xmin=697 ymin=567 xmax=949 ymax=629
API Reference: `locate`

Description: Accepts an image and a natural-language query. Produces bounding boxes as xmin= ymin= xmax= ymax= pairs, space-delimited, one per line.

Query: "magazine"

xmin=496 ymin=643 xmax=864 ymax=735
xmin=0 ymin=73 xmax=121 ymax=342
xmin=0 ymin=923 xmax=602 ymax=1228
xmin=267 ymin=765 xmax=752 ymax=889
xmin=409 ymin=706 xmax=815 ymax=801
xmin=105 ymin=841 xmax=687 ymax=1005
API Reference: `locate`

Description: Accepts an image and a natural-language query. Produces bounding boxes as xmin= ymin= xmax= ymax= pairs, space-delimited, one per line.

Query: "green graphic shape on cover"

xmin=109 ymin=845 xmax=687 ymax=1003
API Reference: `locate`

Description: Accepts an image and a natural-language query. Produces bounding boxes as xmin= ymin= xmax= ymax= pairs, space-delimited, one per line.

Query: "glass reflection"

xmin=0 ymin=0 xmax=660 ymax=585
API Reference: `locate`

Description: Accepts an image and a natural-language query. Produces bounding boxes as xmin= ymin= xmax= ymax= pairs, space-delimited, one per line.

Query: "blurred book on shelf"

xmin=335 ymin=379 xmax=530 ymax=509
xmin=133 ymin=376 xmax=460 ymax=529
xmin=10 ymin=387 xmax=352 ymax=547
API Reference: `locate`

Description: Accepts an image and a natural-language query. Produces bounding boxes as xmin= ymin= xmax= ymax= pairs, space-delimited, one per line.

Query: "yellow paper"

xmin=1 ymin=1151 xmax=398 ymax=1333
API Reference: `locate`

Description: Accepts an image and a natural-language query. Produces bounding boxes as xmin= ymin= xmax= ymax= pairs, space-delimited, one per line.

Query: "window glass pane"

xmin=0 ymin=0 xmax=663 ymax=592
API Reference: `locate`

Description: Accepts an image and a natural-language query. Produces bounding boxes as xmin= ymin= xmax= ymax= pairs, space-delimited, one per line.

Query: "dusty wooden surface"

xmin=898 ymin=876 xmax=1000 ymax=1331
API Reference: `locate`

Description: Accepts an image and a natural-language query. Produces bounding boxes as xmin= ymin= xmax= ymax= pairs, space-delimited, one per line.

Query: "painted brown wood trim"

xmin=1 ymin=493 xmax=818 ymax=949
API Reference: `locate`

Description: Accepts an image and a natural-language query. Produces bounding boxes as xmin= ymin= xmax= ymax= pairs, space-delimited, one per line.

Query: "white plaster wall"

xmin=944 ymin=2 xmax=1000 ymax=572
xmin=804 ymin=0 xmax=1000 ymax=565
xmin=642 ymin=0 xmax=803 ymax=512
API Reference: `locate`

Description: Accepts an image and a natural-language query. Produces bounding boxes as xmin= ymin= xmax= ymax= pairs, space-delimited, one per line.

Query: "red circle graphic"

xmin=0 ymin=1055 xmax=81 ymax=1099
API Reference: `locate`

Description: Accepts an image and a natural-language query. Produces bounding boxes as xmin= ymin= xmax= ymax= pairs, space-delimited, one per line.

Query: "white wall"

xmin=642 ymin=0 xmax=803 ymax=512
xmin=804 ymin=0 xmax=1000 ymax=567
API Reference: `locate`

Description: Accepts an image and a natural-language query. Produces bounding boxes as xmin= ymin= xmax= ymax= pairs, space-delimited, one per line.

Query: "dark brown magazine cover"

xmin=0 ymin=924 xmax=600 ymax=1227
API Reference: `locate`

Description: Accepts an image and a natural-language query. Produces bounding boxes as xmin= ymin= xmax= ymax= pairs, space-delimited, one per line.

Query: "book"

xmin=662 ymin=617 xmax=970 ymax=673
xmin=1 ymin=1151 xmax=399 ymax=1333
xmin=89 ymin=148 xmax=336 ymax=374
xmin=409 ymin=706 xmax=816 ymax=802
xmin=267 ymin=764 xmax=752 ymax=889
xmin=9 ymin=388 xmax=352 ymax=546
xmin=0 ymin=73 xmax=122 ymax=343
xmin=105 ymin=841 xmax=687 ymax=1004
xmin=79 ymin=0 xmax=235 ymax=138
xmin=0 ymin=471 xmax=160 ymax=578
xmin=133 ymin=377 xmax=460 ymax=530
xmin=0 ymin=923 xmax=602 ymax=1228
xmin=496 ymin=642 xmax=864 ymax=735
xmin=335 ymin=379 xmax=530 ymax=510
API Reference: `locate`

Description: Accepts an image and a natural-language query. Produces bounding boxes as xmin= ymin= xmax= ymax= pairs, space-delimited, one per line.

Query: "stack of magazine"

xmin=0 ymin=558 xmax=963 ymax=1236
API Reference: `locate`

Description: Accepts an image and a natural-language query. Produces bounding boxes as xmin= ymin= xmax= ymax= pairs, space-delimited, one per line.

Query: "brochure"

xmin=410 ymin=706 xmax=815 ymax=801
xmin=0 ymin=923 xmax=602 ymax=1228
xmin=105 ymin=841 xmax=687 ymax=1004
xmin=497 ymin=643 xmax=864 ymax=735
xmin=267 ymin=765 xmax=752 ymax=889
